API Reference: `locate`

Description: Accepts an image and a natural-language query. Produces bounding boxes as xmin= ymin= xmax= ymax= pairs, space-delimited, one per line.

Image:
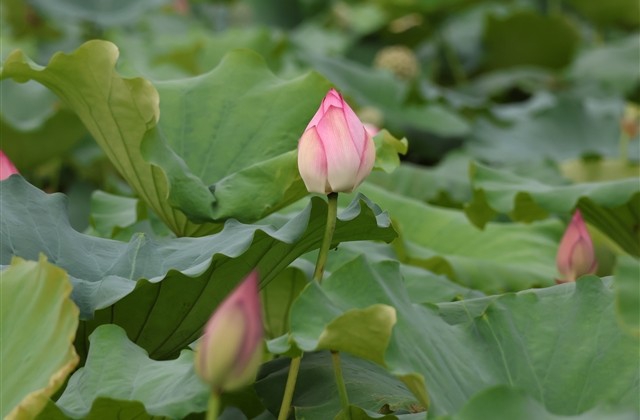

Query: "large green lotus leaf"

xmin=261 ymin=266 xmax=308 ymax=340
xmin=255 ymin=352 xmax=424 ymax=420
xmin=265 ymin=240 xmax=481 ymax=354
xmin=0 ymin=41 xmax=195 ymax=235
xmin=466 ymin=162 xmax=640 ymax=256
xmin=1 ymin=256 xmax=79 ymax=420
xmin=304 ymin=241 xmax=484 ymax=304
xmin=53 ymin=324 xmax=208 ymax=419
xmin=0 ymin=41 xmax=333 ymax=235
xmin=468 ymin=94 xmax=621 ymax=165
xmin=1 ymin=41 xmax=405 ymax=232
xmin=286 ymin=257 xmax=639 ymax=416
xmin=141 ymin=49 xmax=332 ymax=224
xmin=354 ymin=183 xmax=561 ymax=292
xmin=434 ymin=386 xmax=639 ymax=420
xmin=0 ymin=176 xmax=395 ymax=359
xmin=482 ymin=11 xmax=579 ymax=70
xmin=614 ymin=256 xmax=640 ymax=336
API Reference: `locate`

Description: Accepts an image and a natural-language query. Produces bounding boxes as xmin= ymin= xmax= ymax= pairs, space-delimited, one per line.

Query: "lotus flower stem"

xmin=277 ymin=355 xmax=302 ymax=420
xmin=206 ymin=392 xmax=220 ymax=420
xmin=313 ymin=192 xmax=338 ymax=284
xmin=331 ymin=350 xmax=350 ymax=416
xmin=316 ymin=193 xmax=351 ymax=416
xmin=278 ymin=192 xmax=351 ymax=419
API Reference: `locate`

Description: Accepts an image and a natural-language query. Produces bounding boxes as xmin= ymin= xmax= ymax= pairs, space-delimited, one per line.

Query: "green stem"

xmin=278 ymin=193 xmax=339 ymax=419
xmin=313 ymin=192 xmax=339 ymax=284
xmin=331 ymin=350 xmax=351 ymax=417
xmin=205 ymin=392 xmax=220 ymax=420
xmin=277 ymin=356 xmax=302 ymax=420
xmin=313 ymin=193 xmax=351 ymax=417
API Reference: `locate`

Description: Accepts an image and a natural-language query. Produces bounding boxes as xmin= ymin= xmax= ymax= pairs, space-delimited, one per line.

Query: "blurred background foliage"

xmin=1 ymin=0 xmax=638 ymax=231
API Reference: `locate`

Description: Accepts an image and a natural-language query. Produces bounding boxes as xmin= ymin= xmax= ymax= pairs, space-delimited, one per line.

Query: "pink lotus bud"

xmin=556 ymin=210 xmax=598 ymax=283
xmin=0 ymin=151 xmax=19 ymax=180
xmin=195 ymin=271 xmax=264 ymax=392
xmin=297 ymin=89 xmax=376 ymax=194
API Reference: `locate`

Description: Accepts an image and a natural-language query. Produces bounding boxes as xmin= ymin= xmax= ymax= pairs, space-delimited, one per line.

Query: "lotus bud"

xmin=297 ymin=89 xmax=376 ymax=194
xmin=195 ymin=271 xmax=263 ymax=392
xmin=556 ymin=210 xmax=598 ymax=283
xmin=0 ymin=151 xmax=19 ymax=180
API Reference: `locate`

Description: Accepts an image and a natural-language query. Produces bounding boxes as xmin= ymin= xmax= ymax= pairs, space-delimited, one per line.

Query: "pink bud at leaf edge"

xmin=0 ymin=151 xmax=19 ymax=180
xmin=556 ymin=210 xmax=598 ymax=283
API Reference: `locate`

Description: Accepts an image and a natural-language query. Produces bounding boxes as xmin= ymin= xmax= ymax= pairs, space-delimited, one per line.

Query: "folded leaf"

xmin=0 ymin=176 xmax=395 ymax=358
xmin=1 ymin=256 xmax=79 ymax=420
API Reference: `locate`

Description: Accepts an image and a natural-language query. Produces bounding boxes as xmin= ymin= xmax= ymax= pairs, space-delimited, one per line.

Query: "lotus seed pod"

xmin=373 ymin=45 xmax=420 ymax=81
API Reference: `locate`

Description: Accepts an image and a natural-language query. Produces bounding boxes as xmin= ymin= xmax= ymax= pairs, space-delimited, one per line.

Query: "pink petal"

xmin=230 ymin=271 xmax=263 ymax=370
xmin=556 ymin=210 xmax=597 ymax=281
xmin=354 ymin=131 xmax=376 ymax=187
xmin=298 ymin=127 xmax=329 ymax=193
xmin=339 ymin=96 xmax=367 ymax=157
xmin=316 ymin=106 xmax=362 ymax=192
xmin=307 ymin=89 xmax=343 ymax=128
xmin=322 ymin=89 xmax=343 ymax=112
xmin=197 ymin=271 xmax=263 ymax=390
xmin=0 ymin=151 xmax=19 ymax=180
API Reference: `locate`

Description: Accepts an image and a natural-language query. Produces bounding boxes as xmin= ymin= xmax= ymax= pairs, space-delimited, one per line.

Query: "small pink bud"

xmin=297 ymin=89 xmax=376 ymax=194
xmin=556 ymin=210 xmax=598 ymax=283
xmin=0 ymin=151 xmax=19 ymax=180
xmin=195 ymin=271 xmax=263 ymax=392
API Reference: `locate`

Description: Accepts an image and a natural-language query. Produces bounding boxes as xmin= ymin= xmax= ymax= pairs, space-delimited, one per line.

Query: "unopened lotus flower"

xmin=556 ymin=210 xmax=598 ymax=283
xmin=297 ymin=89 xmax=376 ymax=194
xmin=195 ymin=271 xmax=263 ymax=392
xmin=0 ymin=151 xmax=19 ymax=180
